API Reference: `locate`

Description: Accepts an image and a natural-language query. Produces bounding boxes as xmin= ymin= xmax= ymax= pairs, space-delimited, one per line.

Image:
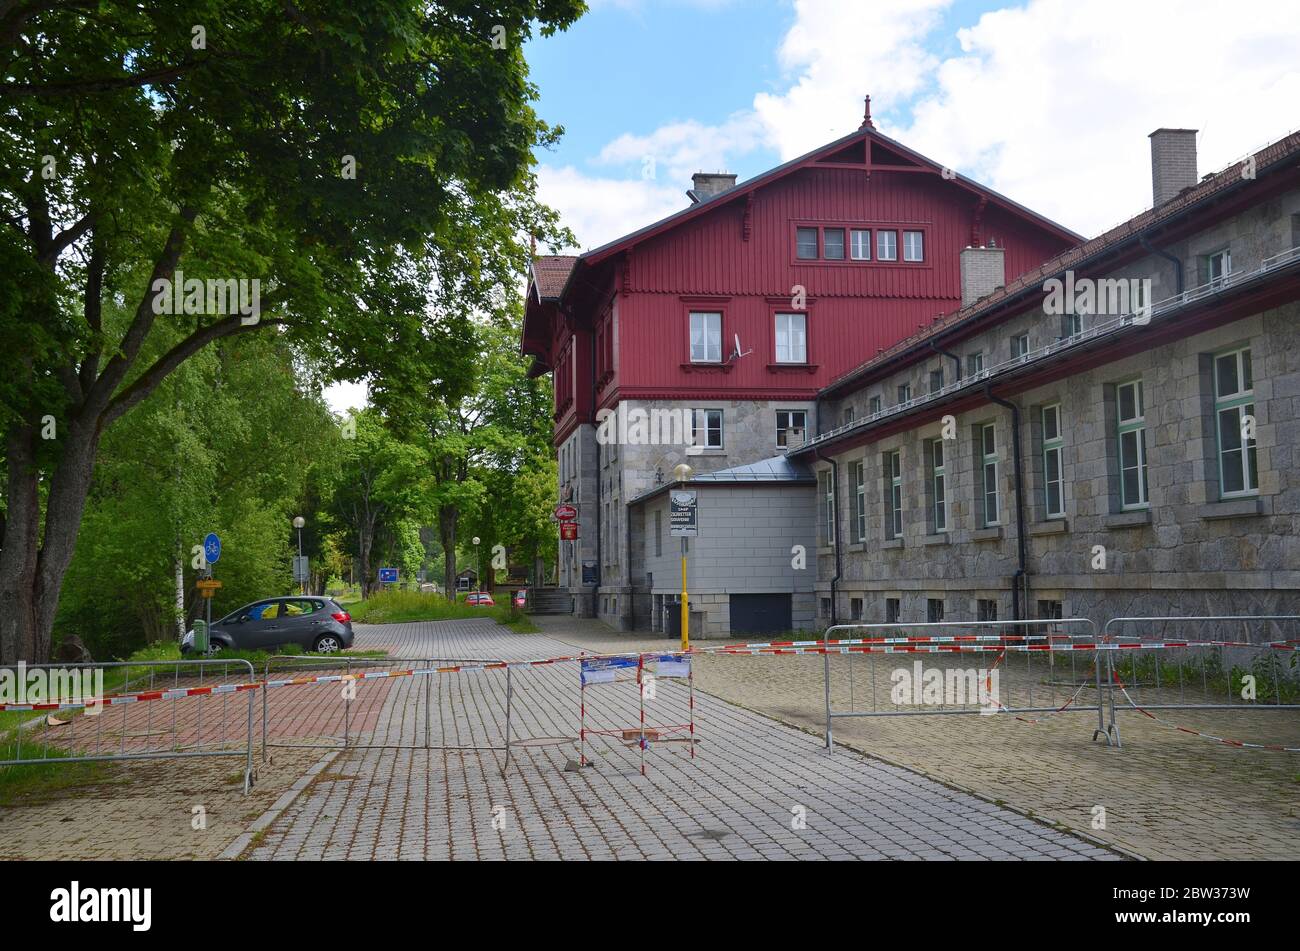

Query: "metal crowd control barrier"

xmin=820 ymin=619 xmax=1108 ymax=750
xmin=0 ymin=659 xmax=257 ymax=792
xmin=1098 ymin=615 xmax=1300 ymax=748
xmin=260 ymin=654 xmax=517 ymax=771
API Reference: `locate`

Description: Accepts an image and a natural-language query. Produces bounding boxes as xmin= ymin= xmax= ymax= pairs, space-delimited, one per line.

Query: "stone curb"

xmin=218 ymin=749 xmax=340 ymax=860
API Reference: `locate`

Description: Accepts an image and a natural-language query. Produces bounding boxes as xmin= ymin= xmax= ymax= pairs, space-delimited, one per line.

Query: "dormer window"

xmin=877 ymin=230 xmax=898 ymax=261
xmin=796 ymin=228 xmax=819 ymax=260
xmin=823 ymin=228 xmax=845 ymax=260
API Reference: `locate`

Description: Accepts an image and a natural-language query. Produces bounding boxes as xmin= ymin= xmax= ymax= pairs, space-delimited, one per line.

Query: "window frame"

xmin=967 ymin=351 xmax=984 ymax=377
xmin=876 ymin=229 xmax=898 ymax=262
xmin=688 ymin=310 xmax=723 ymax=364
xmin=850 ymin=228 xmax=872 ymax=261
xmin=691 ymin=408 xmax=724 ymax=450
xmin=851 ymin=460 xmax=866 ymax=543
xmin=930 ymin=439 xmax=947 ymax=533
xmin=775 ymin=409 xmax=808 ymax=449
xmin=773 ymin=312 xmax=808 ymax=364
xmin=902 ymin=230 xmax=924 ymax=262
xmin=1012 ymin=332 xmax=1030 ymax=360
xmin=1213 ymin=347 xmax=1258 ymax=498
xmin=819 ymin=469 xmax=836 ymax=546
xmin=1042 ymin=403 xmax=1065 ymax=518
xmin=885 ymin=449 xmax=903 ymax=539
xmin=980 ymin=422 xmax=999 ymax=527
xmin=1116 ymin=379 xmax=1149 ymax=509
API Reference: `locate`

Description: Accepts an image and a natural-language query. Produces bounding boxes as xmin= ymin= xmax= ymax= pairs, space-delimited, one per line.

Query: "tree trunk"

xmin=0 ymin=425 xmax=41 ymax=664
xmin=439 ymin=505 xmax=457 ymax=601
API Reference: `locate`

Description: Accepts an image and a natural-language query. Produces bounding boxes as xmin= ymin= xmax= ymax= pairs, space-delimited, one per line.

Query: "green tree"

xmin=0 ymin=1 xmax=583 ymax=661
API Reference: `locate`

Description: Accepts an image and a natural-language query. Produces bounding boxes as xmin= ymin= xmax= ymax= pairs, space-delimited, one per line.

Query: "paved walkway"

xmin=244 ymin=620 xmax=1119 ymax=860
xmin=531 ymin=617 xmax=1300 ymax=861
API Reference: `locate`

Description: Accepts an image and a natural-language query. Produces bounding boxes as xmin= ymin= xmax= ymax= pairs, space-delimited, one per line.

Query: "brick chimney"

xmin=1149 ymin=128 xmax=1198 ymax=206
xmin=960 ymin=243 xmax=1005 ymax=307
xmin=690 ymin=172 xmax=737 ymax=200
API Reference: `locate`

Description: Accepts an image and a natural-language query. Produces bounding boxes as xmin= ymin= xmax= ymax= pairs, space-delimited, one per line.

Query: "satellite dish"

xmin=729 ymin=333 xmax=752 ymax=363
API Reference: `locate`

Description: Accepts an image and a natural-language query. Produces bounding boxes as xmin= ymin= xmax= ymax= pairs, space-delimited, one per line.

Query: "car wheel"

xmin=205 ymin=640 xmax=225 ymax=655
xmin=313 ymin=633 xmax=342 ymax=653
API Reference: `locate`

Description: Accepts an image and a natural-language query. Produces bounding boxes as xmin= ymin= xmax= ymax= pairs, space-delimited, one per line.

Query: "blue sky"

xmin=521 ymin=0 xmax=1300 ymax=253
xmin=527 ymin=0 xmax=1012 ymax=183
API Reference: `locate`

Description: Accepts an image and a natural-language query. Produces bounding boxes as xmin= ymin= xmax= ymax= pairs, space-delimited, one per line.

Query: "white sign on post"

xmin=669 ymin=490 xmax=697 ymax=537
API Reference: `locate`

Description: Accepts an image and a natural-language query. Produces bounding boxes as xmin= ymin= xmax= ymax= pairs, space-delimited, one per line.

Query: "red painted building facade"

xmin=522 ymin=113 xmax=1080 ymax=623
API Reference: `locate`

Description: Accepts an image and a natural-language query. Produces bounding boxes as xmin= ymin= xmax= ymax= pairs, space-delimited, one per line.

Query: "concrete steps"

xmin=526 ymin=588 xmax=573 ymax=615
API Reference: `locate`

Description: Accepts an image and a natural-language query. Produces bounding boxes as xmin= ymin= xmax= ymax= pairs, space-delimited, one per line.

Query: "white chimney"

xmin=960 ymin=244 xmax=1005 ymax=307
xmin=1149 ymin=128 xmax=1198 ymax=206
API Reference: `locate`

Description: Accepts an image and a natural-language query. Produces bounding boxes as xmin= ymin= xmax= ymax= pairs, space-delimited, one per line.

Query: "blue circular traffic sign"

xmin=204 ymin=533 xmax=222 ymax=565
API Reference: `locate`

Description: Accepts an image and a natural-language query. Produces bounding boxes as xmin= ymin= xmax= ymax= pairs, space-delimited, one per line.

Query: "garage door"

xmin=729 ymin=594 xmax=793 ymax=636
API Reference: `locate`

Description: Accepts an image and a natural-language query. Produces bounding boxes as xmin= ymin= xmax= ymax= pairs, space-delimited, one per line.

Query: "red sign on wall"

xmin=560 ymin=522 xmax=579 ymax=541
xmin=554 ymin=504 xmax=578 ymax=521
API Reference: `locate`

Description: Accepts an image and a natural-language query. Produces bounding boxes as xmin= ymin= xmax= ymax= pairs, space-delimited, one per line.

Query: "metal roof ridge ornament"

xmin=860 ymin=95 xmax=875 ymax=131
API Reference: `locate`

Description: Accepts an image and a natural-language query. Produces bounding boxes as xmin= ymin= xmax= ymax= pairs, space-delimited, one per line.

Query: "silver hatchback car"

xmin=183 ymin=597 xmax=355 ymax=654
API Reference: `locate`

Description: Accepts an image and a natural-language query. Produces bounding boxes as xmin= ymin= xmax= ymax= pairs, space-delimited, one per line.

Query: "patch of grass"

xmin=346 ymin=588 xmax=530 ymax=630
xmin=0 ymin=739 xmax=115 ymax=806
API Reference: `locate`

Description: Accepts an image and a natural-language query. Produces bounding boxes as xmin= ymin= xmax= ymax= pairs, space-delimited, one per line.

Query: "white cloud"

xmin=537 ymin=164 xmax=685 ymax=251
xmin=543 ymin=0 xmax=1300 ymax=248
xmin=892 ymin=0 xmax=1300 ymax=234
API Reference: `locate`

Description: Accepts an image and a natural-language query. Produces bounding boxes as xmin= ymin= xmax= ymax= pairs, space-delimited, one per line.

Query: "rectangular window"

xmin=1042 ymin=403 xmax=1064 ymax=518
xmin=1064 ymin=313 xmax=1083 ymax=338
xmin=842 ymin=405 xmax=855 ymax=427
xmin=796 ymin=227 xmax=819 ymax=260
xmin=689 ymin=311 xmax=722 ymax=363
xmin=930 ymin=439 xmax=947 ymax=533
xmin=885 ymin=598 xmax=901 ymax=624
xmin=877 ymin=230 xmax=898 ymax=261
xmin=897 ymin=382 xmax=912 ymax=404
xmin=820 ymin=598 xmax=832 ymax=618
xmin=967 ymin=351 xmax=984 ymax=377
xmin=775 ymin=409 xmax=808 ymax=449
xmin=977 ymin=599 xmax=998 ymax=622
xmin=980 ymin=423 xmax=999 ymax=526
xmin=1206 ymin=248 xmax=1231 ymax=284
xmin=851 ymin=460 xmax=866 ymax=543
xmin=823 ymin=228 xmax=845 ymax=260
xmin=653 ymin=509 xmax=662 ymax=557
xmin=903 ymin=230 xmax=924 ymax=262
xmin=885 ymin=450 xmax=902 ymax=539
xmin=774 ymin=313 xmax=807 ymax=363
xmin=869 ymin=395 xmax=882 ymax=415
xmin=850 ymin=229 xmax=872 ymax=260
xmin=929 ymin=368 xmax=944 ymax=394
xmin=1214 ymin=348 xmax=1258 ymax=497
xmin=850 ymin=598 xmax=864 ymax=621
xmin=1037 ymin=599 xmax=1063 ymax=621
xmin=1012 ymin=332 xmax=1030 ymax=359
xmin=691 ymin=408 xmax=723 ymax=449
xmin=1116 ymin=380 xmax=1149 ymax=508
xmin=819 ymin=469 xmax=836 ymax=546
xmin=927 ymin=598 xmax=944 ymax=623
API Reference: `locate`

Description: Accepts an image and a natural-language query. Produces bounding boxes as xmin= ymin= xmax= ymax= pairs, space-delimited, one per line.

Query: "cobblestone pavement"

xmin=531 ymin=617 xmax=1300 ymax=861
xmin=244 ymin=619 xmax=1120 ymax=860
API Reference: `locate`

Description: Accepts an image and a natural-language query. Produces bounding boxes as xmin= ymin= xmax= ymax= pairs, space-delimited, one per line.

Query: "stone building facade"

xmin=794 ymin=130 xmax=1300 ymax=633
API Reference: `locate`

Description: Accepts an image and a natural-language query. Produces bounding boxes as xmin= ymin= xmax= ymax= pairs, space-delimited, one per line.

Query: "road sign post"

xmin=669 ymin=484 xmax=697 ymax=650
xmin=202 ymin=533 xmax=221 ymax=647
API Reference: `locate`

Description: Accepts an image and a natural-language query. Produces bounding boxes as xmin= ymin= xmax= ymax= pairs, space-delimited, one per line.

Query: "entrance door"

xmin=729 ymin=594 xmax=793 ymax=636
